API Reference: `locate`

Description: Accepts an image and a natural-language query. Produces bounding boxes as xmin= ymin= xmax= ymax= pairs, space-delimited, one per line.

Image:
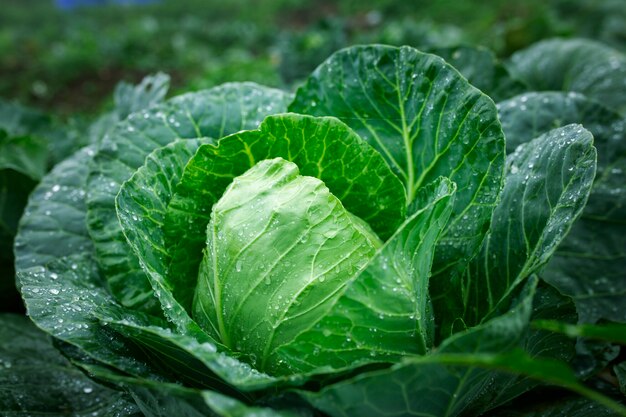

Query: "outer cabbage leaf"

xmin=288 ymin=45 xmax=505 ymax=335
xmin=497 ymin=92 xmax=626 ymax=323
xmin=18 ymin=254 xmax=168 ymax=381
xmin=15 ymin=146 xmax=178 ymax=382
xmin=425 ymin=45 xmax=527 ymax=102
xmin=87 ymin=83 xmax=291 ymax=312
xmin=462 ymin=125 xmax=596 ymax=328
xmin=480 ymin=281 xmax=578 ymax=410
xmin=497 ymin=92 xmax=625 ymax=155
xmin=95 ymin=316 xmax=294 ymax=391
xmin=467 ymin=282 xmax=578 ymax=415
xmin=0 ymin=314 xmax=141 ymax=417
xmin=299 ymin=278 xmax=538 ymax=417
xmin=86 ymin=72 xmax=171 ymax=146
xmin=298 ymin=278 xmax=626 ymax=417
xmin=507 ymin=39 xmax=626 ymax=114
xmin=114 ymin=72 xmax=171 ymax=120
xmin=0 ymin=132 xmax=48 ymax=310
xmin=14 ymin=146 xmax=95 ymax=271
xmin=75 ymin=363 xmax=308 ymax=417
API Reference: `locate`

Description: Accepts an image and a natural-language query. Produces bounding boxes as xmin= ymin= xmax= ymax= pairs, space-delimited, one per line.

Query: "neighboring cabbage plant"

xmin=9 ymin=43 xmax=626 ymax=416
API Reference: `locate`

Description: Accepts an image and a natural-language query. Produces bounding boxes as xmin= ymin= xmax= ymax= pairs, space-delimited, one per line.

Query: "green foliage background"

xmin=1 ymin=0 xmax=624 ymax=115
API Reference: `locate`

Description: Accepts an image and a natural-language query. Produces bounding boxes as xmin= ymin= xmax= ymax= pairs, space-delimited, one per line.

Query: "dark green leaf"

xmin=99 ymin=317 xmax=289 ymax=392
xmin=497 ymin=92 xmax=626 ymax=324
xmin=18 ymin=253 xmax=167 ymax=381
xmin=497 ymin=91 xmax=626 ymax=156
xmin=78 ymin=362 xmax=308 ymax=417
xmin=114 ymin=72 xmax=171 ymax=120
xmin=0 ymin=134 xmax=47 ymax=181
xmin=462 ymin=125 xmax=596 ymax=327
xmin=289 ymin=44 xmax=505 ymax=333
xmin=0 ymin=313 xmax=140 ymax=417
xmin=14 ymin=146 xmax=94 ymax=271
xmin=488 ymin=394 xmax=622 ymax=416
xmin=616 ymin=362 xmax=626 ymax=396
xmin=507 ymin=39 xmax=626 ymax=114
xmin=470 ymin=282 xmax=578 ymax=414
xmin=299 ymin=277 xmax=538 ymax=417
xmin=304 ymin=346 xmax=626 ymax=417
xmin=426 ymin=45 xmax=528 ymax=102
xmin=532 ymin=321 xmax=626 ymax=345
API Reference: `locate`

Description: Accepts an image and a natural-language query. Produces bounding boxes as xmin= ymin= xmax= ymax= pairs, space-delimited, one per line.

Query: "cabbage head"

xmin=14 ymin=44 xmax=623 ymax=417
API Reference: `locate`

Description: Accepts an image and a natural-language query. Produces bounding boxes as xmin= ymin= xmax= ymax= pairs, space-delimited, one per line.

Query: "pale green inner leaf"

xmin=194 ymin=158 xmax=380 ymax=373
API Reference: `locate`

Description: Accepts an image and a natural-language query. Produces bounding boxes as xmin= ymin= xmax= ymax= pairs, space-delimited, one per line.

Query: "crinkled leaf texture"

xmin=0 ymin=314 xmax=140 ymax=417
xmin=87 ymin=82 xmax=292 ymax=312
xmin=298 ymin=277 xmax=625 ymax=417
xmin=288 ymin=44 xmax=505 ymax=336
xmin=498 ymin=91 xmax=626 ymax=323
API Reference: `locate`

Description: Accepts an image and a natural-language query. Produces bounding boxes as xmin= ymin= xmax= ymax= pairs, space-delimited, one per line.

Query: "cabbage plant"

xmin=10 ymin=43 xmax=626 ymax=416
